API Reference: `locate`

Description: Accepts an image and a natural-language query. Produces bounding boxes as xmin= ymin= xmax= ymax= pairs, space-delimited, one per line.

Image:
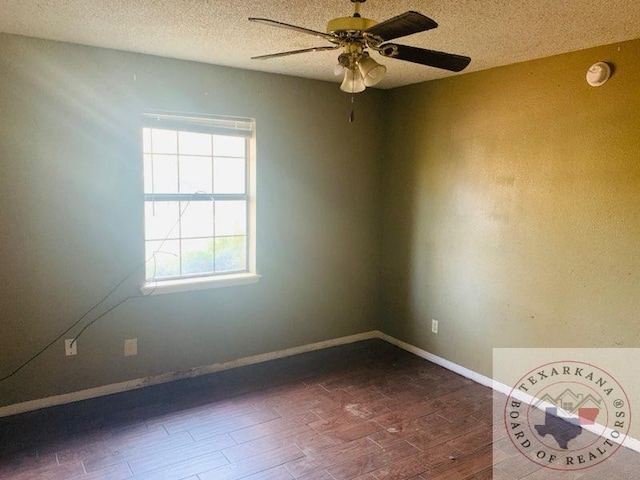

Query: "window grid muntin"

xmin=143 ymin=125 xmax=250 ymax=282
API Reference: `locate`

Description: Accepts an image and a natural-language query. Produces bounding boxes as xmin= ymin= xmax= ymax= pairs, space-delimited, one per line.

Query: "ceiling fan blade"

xmin=365 ymin=11 xmax=438 ymax=42
xmin=249 ymin=17 xmax=338 ymax=43
xmin=379 ymin=44 xmax=471 ymax=72
xmin=251 ymin=45 xmax=340 ymax=60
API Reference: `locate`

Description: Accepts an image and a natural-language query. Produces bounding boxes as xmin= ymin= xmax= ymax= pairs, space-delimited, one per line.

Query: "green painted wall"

xmin=382 ymin=39 xmax=640 ymax=377
xmin=0 ymin=34 xmax=384 ymax=407
xmin=2 ymin=31 xmax=639 ymax=410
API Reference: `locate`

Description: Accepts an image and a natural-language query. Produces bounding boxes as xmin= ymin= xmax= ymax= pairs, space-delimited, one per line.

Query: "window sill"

xmin=140 ymin=273 xmax=261 ymax=296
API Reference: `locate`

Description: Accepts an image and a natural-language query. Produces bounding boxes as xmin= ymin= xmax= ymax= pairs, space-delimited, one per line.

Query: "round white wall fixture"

xmin=586 ymin=62 xmax=611 ymax=87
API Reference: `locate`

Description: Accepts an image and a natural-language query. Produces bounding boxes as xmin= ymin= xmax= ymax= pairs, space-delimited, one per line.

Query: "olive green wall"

xmin=0 ymin=34 xmax=384 ymax=407
xmin=382 ymin=39 xmax=640 ymax=377
xmin=3 ymin=31 xmax=639 ymax=410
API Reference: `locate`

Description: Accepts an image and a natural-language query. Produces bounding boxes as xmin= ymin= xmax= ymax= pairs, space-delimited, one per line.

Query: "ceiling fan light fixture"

xmin=358 ymin=54 xmax=387 ymax=86
xmin=250 ymin=2 xmax=471 ymax=97
xmin=340 ymin=67 xmax=366 ymax=93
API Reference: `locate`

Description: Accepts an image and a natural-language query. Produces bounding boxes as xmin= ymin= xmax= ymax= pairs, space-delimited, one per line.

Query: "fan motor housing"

xmin=327 ymin=16 xmax=377 ymax=34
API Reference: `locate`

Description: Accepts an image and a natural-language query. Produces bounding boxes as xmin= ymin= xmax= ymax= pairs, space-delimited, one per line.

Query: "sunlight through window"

xmin=142 ymin=113 xmax=255 ymax=288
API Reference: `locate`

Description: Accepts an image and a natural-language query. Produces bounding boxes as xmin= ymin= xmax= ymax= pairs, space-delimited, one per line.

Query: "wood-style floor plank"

xmin=198 ymin=444 xmax=304 ymax=480
xmin=1 ymin=339 xmax=639 ymax=479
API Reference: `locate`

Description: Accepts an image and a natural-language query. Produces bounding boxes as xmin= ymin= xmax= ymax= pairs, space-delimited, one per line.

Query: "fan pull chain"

xmin=349 ymin=94 xmax=355 ymax=122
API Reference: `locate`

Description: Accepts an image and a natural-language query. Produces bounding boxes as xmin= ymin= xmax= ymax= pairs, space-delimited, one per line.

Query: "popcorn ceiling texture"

xmin=1 ymin=0 xmax=640 ymax=89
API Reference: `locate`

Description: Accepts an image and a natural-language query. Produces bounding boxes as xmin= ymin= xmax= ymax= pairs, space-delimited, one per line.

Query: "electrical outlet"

xmin=65 ymin=338 xmax=77 ymax=356
xmin=431 ymin=319 xmax=439 ymax=334
xmin=124 ymin=338 xmax=137 ymax=357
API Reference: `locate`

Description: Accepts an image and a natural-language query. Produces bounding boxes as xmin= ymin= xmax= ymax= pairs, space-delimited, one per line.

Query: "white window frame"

xmin=140 ymin=112 xmax=258 ymax=296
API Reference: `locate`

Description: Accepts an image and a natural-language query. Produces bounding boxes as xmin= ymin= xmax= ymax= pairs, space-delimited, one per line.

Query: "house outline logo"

xmin=534 ymin=388 xmax=602 ymax=412
xmin=533 ymin=389 xmax=602 ymax=425
xmin=503 ymin=360 xmax=631 ymax=472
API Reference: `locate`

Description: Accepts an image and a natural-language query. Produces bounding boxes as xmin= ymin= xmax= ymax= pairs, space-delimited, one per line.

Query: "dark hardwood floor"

xmin=0 ymin=339 xmax=638 ymax=479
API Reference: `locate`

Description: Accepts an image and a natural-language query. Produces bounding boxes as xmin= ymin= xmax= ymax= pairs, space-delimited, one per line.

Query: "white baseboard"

xmin=377 ymin=332 xmax=640 ymax=455
xmin=376 ymin=332 xmax=502 ymax=390
xmin=0 ymin=330 xmax=379 ymax=418
xmin=2 ymin=329 xmax=639 ymax=455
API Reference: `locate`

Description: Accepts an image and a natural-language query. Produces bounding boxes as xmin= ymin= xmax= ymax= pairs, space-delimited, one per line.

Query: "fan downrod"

xmin=351 ymin=0 xmax=366 ymax=18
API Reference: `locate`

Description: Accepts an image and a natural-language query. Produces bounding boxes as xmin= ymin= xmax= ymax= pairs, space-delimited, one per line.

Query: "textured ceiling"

xmin=1 ymin=0 xmax=640 ymax=89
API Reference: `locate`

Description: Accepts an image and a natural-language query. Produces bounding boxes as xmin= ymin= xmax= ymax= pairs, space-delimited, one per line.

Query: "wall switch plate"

xmin=65 ymin=338 xmax=77 ymax=356
xmin=124 ymin=338 xmax=137 ymax=356
xmin=431 ymin=319 xmax=439 ymax=334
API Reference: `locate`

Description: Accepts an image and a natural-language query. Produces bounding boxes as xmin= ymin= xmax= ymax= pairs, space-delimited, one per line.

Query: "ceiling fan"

xmin=249 ymin=0 xmax=471 ymax=94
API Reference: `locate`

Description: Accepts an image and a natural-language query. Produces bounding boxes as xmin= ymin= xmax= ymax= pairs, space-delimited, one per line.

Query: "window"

xmin=140 ymin=113 xmax=257 ymax=295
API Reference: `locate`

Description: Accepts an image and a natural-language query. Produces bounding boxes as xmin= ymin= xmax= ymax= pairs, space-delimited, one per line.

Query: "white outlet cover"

xmin=124 ymin=338 xmax=137 ymax=356
xmin=65 ymin=338 xmax=77 ymax=356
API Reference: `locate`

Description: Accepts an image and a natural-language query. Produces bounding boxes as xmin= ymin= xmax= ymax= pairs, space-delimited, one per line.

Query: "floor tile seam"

xmin=288 ymin=438 xmax=380 ymax=472
xmin=85 ymin=433 xmax=209 ymax=471
xmin=364 ymin=449 xmax=430 ymax=480
xmin=442 ymin=426 xmax=494 ymax=455
xmin=229 ymin=420 xmax=321 ymax=450
xmin=206 ymin=444 xmax=306 ymax=480
xmin=220 ymin=436 xmax=302 ymax=465
xmin=159 ymin=405 xmax=266 ymax=432
xmin=183 ymin=411 xmax=284 ymax=442
xmin=124 ymin=446 xmax=231 ymax=478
